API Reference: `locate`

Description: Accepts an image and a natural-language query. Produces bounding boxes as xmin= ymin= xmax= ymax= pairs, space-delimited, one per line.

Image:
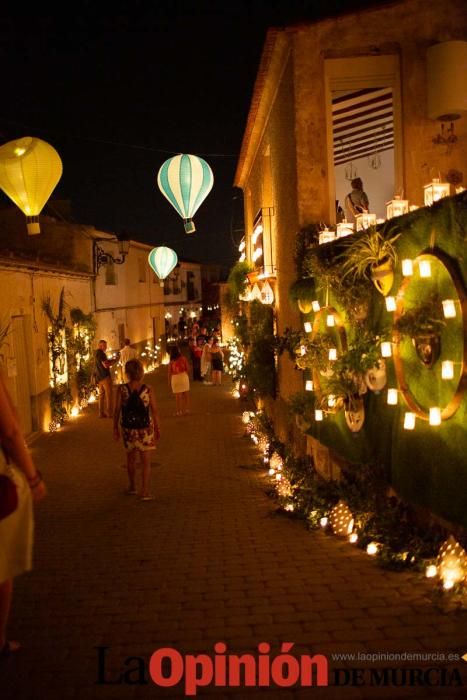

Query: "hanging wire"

xmin=0 ymin=117 xmax=238 ymax=158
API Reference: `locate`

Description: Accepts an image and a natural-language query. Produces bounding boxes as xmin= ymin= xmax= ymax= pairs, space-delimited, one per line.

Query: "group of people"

xmin=188 ymin=333 xmax=224 ymax=386
xmin=0 ymin=330 xmax=226 ymax=655
xmin=94 ymin=338 xmax=139 ymax=420
xmin=96 ymin=334 xmax=225 ymax=499
xmin=0 ymin=341 xmax=158 ymax=657
xmin=166 ymin=334 xmax=224 ymax=418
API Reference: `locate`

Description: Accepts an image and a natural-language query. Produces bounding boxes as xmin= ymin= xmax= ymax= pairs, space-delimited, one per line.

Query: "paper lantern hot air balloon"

xmin=0 ymin=136 xmax=63 ymax=235
xmin=157 ymin=154 xmax=214 ymax=234
xmin=148 ymin=246 xmax=178 ymax=287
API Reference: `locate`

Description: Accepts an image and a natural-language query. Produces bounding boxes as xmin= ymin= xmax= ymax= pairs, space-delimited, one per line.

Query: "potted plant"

xmin=288 ymin=391 xmax=316 ymax=431
xmin=340 ymin=228 xmax=400 ymax=296
xmin=288 ymin=277 xmax=315 ymax=314
xmin=393 ymin=295 xmax=445 ymax=368
xmin=225 ymin=260 xmax=254 ymax=309
xmin=321 ymin=371 xmax=366 ymax=433
xmin=294 ymin=333 xmax=335 ymax=376
xmin=303 ymin=248 xmax=373 ymax=322
xmin=336 ymin=331 xmax=386 ymax=393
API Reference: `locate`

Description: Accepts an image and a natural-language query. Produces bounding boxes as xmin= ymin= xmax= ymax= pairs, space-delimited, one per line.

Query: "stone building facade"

xmin=234 ymin=0 xmax=467 ymax=517
xmin=0 ymin=204 xmax=165 ymax=434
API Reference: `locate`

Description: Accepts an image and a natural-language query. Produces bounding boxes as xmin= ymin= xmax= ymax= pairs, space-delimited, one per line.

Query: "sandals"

xmin=140 ymin=494 xmax=155 ymax=501
xmin=0 ymin=640 xmax=21 ymax=658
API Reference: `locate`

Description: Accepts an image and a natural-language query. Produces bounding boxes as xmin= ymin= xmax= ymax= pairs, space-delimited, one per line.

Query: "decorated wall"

xmin=289 ymin=194 xmax=466 ymax=528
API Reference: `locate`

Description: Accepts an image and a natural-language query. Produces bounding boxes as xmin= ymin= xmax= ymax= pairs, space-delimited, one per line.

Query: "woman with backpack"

xmin=168 ymin=346 xmax=191 ymax=416
xmin=113 ymin=359 xmax=160 ymax=501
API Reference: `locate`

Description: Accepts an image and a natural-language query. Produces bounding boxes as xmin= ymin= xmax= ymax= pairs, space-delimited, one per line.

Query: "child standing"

xmin=113 ymin=359 xmax=160 ymax=501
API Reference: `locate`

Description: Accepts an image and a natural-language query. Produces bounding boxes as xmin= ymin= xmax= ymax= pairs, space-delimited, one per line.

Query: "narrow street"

xmin=2 ymin=367 xmax=465 ymax=699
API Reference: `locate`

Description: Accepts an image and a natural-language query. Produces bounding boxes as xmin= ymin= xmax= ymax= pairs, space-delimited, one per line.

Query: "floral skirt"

xmin=122 ymin=424 xmax=157 ymax=452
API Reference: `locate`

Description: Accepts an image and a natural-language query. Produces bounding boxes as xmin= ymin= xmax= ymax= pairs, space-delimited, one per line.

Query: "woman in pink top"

xmin=168 ymin=346 xmax=191 ymax=416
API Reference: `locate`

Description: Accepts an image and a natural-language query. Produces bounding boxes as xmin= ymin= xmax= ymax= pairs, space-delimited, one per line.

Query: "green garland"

xmin=66 ymin=307 xmax=97 ymax=406
xmin=43 ymin=290 xmax=97 ymax=427
xmin=244 ymin=301 xmax=276 ymax=398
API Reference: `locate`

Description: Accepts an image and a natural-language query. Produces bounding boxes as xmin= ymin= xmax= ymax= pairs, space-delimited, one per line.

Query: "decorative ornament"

xmin=298 ymin=299 xmax=313 ymax=314
xmin=0 ymin=136 xmax=63 ymax=234
xmin=365 ymin=359 xmax=387 ymax=393
xmin=261 ymin=280 xmax=274 ymax=304
xmin=269 ymin=452 xmax=283 ymax=472
xmin=412 ymin=332 xmax=441 ymax=369
xmin=329 ymin=501 xmax=354 ymax=536
xmin=355 ymin=212 xmax=377 ymax=232
xmin=386 ymin=196 xmax=409 ymax=219
xmin=370 ymin=257 xmax=395 ymax=296
xmin=251 ymin=283 xmax=262 ymax=301
xmin=436 ymin=536 xmax=467 ymax=590
xmin=423 ymin=178 xmax=450 ymax=207
xmin=148 ymin=247 xmax=178 ymax=286
xmin=157 ymin=153 xmax=214 ymax=234
xmin=344 ymin=397 xmax=365 ymax=433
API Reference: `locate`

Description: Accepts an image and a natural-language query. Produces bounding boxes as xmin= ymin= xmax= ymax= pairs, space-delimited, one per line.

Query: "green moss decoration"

xmin=244 ymin=301 xmax=276 ymax=397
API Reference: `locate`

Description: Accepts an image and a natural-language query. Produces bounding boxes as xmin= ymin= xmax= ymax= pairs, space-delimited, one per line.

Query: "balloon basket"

xmin=27 ymin=217 xmax=40 ymax=235
xmin=184 ymin=219 xmax=196 ymax=234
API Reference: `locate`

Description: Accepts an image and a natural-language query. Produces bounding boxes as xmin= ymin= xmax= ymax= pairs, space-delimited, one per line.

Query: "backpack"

xmin=121 ymin=384 xmax=150 ymax=429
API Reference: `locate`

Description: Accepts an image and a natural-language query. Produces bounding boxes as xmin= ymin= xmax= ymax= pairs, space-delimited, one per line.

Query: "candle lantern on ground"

xmin=436 ymin=536 xmax=467 ymax=590
xmin=329 ymin=501 xmax=354 ymax=536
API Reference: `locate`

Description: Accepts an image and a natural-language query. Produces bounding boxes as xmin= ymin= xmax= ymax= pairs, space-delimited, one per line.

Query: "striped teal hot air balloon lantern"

xmin=148 ymin=246 xmax=178 ymax=287
xmin=157 ymin=154 xmax=214 ymax=234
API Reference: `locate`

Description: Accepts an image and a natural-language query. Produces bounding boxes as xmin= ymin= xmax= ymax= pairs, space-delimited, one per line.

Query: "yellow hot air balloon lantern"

xmin=0 ymin=136 xmax=63 ymax=235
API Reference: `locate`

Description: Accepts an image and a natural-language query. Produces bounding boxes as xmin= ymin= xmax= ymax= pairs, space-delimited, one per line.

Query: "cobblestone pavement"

xmin=2 ymin=368 xmax=466 ymax=699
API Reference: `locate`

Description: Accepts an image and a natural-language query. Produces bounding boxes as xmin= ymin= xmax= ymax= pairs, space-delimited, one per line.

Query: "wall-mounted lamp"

xmin=94 ymin=236 xmax=131 ymax=272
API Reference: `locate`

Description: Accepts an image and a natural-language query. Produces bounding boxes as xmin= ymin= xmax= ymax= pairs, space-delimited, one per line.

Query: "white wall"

xmin=0 ymin=265 xmax=92 ymax=432
xmin=94 ymin=239 xmax=165 ymax=352
xmin=334 ymin=149 xmax=395 ymax=221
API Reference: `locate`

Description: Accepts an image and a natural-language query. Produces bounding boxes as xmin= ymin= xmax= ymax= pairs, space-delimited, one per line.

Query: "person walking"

xmin=113 ymin=359 xmax=160 ymax=501
xmin=119 ymin=338 xmax=137 ymax=365
xmin=168 ymin=346 xmax=190 ymax=416
xmin=189 ymin=337 xmax=204 ymax=381
xmin=201 ymin=336 xmax=213 ymax=385
xmin=119 ymin=339 xmax=138 ymax=382
xmin=210 ymin=338 xmax=224 ymax=386
xmin=95 ymin=339 xmax=117 ymax=418
xmin=344 ymin=177 xmax=370 ymax=223
xmin=0 ymin=373 xmax=46 ymax=657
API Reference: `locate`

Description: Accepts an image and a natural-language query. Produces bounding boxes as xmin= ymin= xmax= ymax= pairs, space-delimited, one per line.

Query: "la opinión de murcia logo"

xmin=96 ymin=643 xmax=328 ymax=694
xmin=96 ymin=644 xmax=464 ymax=695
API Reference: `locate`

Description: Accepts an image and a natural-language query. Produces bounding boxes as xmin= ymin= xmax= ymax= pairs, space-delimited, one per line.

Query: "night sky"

xmin=0 ymin=1 xmax=390 ymax=271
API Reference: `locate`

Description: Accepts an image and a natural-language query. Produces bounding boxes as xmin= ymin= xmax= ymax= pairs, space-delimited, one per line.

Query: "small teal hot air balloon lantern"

xmin=148 ymin=246 xmax=178 ymax=287
xmin=157 ymin=153 xmax=214 ymax=234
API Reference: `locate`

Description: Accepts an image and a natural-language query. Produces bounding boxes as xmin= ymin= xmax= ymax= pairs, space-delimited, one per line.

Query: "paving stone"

xmin=1 ymin=367 xmax=465 ymax=699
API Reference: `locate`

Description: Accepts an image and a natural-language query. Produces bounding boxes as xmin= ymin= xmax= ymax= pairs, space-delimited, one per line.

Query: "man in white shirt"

xmin=119 ymin=339 xmax=138 ymax=380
